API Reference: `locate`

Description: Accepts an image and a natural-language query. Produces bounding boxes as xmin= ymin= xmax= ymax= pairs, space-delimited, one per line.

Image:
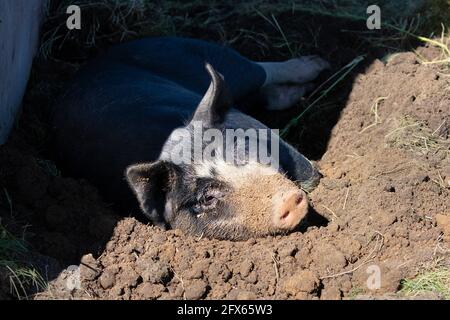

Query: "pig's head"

xmin=125 ymin=64 xmax=310 ymax=240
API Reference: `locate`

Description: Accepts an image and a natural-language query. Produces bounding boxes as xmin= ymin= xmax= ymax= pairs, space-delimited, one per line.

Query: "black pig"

xmin=53 ymin=37 xmax=328 ymax=240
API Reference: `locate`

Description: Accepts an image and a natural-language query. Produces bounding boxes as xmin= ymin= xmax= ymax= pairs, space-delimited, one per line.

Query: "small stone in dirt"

xmin=99 ymin=269 xmax=116 ymax=289
xmin=283 ymin=270 xmax=320 ymax=295
xmin=80 ymin=254 xmax=100 ymax=281
xmin=105 ymin=240 xmax=116 ymax=252
xmin=184 ymin=280 xmax=208 ymax=300
xmin=239 ymin=260 xmax=254 ymax=277
xmin=169 ymin=284 xmax=185 ymax=299
xmin=436 ymin=214 xmax=450 ymax=241
xmin=226 ymin=288 xmax=256 ymax=300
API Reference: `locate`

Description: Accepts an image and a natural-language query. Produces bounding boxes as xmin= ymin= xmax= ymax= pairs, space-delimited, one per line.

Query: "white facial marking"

xmin=195 ymin=159 xmax=280 ymax=186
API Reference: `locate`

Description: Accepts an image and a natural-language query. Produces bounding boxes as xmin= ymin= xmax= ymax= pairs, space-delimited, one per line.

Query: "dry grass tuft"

xmin=386 ymin=116 xmax=450 ymax=157
xmin=400 ymin=267 xmax=450 ymax=299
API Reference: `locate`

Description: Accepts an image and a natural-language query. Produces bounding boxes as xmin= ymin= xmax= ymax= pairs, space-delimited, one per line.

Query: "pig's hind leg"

xmin=261 ymin=83 xmax=315 ymax=111
xmin=258 ymin=56 xmax=330 ymax=86
xmin=256 ymin=56 xmax=330 ymax=110
xmin=125 ymin=38 xmax=327 ymax=111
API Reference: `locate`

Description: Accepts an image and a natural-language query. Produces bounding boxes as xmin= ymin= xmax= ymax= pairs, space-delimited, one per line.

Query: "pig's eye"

xmin=202 ymin=194 xmax=218 ymax=207
xmin=200 ymin=192 xmax=219 ymax=208
xmin=193 ymin=189 xmax=223 ymax=215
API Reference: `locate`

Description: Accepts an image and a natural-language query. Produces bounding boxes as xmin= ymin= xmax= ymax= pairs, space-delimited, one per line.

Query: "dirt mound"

xmin=34 ymin=47 xmax=450 ymax=300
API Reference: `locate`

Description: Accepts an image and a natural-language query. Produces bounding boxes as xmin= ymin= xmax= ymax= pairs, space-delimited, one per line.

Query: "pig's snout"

xmin=273 ymin=190 xmax=308 ymax=230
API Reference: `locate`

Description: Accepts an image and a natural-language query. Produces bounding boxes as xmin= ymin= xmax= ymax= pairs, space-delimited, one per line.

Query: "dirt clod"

xmin=99 ymin=269 xmax=116 ymax=289
xmin=139 ymin=260 xmax=172 ymax=284
xmin=80 ymin=254 xmax=101 ymax=281
xmin=321 ymin=285 xmax=342 ymax=300
xmin=184 ymin=280 xmax=209 ymax=300
xmin=136 ymin=283 xmax=165 ymax=300
xmin=283 ymin=270 xmax=320 ymax=296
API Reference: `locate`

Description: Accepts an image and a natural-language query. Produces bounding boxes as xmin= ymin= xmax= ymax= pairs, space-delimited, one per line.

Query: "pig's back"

xmin=52 ymin=46 xmax=202 ymax=204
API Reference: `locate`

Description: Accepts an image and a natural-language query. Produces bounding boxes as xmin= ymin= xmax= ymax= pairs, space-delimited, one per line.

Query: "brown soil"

xmin=21 ymin=46 xmax=448 ymax=300
xmin=1 ymin=3 xmax=449 ymax=300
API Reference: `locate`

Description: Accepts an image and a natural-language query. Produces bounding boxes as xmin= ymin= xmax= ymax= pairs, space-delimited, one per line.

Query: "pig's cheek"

xmin=227 ymin=198 xmax=273 ymax=236
xmin=189 ymin=204 xmax=249 ymax=240
xmin=171 ymin=210 xmax=202 ymax=235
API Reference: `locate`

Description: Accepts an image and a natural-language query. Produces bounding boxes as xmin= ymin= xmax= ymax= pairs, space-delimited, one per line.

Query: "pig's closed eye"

xmin=198 ymin=194 xmax=218 ymax=208
xmin=193 ymin=190 xmax=223 ymax=215
xmin=203 ymin=194 xmax=216 ymax=205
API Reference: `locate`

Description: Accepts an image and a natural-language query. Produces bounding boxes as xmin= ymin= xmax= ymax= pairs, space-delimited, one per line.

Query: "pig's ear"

xmin=125 ymin=161 xmax=177 ymax=228
xmin=191 ymin=63 xmax=233 ymax=127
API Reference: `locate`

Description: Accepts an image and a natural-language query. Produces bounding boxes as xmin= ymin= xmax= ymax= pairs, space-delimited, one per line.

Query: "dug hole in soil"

xmin=37 ymin=45 xmax=450 ymax=300
xmin=1 ymin=44 xmax=449 ymax=299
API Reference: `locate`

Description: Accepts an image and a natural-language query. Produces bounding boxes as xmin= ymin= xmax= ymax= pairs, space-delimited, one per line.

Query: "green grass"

xmin=347 ymin=287 xmax=364 ymax=299
xmin=0 ymin=224 xmax=26 ymax=259
xmin=0 ymin=214 xmax=47 ymax=299
xmin=0 ymin=223 xmax=47 ymax=299
xmin=400 ymin=268 xmax=450 ymax=299
xmin=281 ymin=54 xmax=366 ymax=137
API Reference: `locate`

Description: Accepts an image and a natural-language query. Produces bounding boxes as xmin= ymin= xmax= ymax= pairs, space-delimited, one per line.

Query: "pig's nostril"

xmin=273 ymin=190 xmax=309 ymax=230
xmin=281 ymin=211 xmax=290 ymax=220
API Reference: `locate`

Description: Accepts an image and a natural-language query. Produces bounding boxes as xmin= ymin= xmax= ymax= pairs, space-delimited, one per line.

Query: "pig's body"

xmin=53 ymin=37 xmax=327 ymax=239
